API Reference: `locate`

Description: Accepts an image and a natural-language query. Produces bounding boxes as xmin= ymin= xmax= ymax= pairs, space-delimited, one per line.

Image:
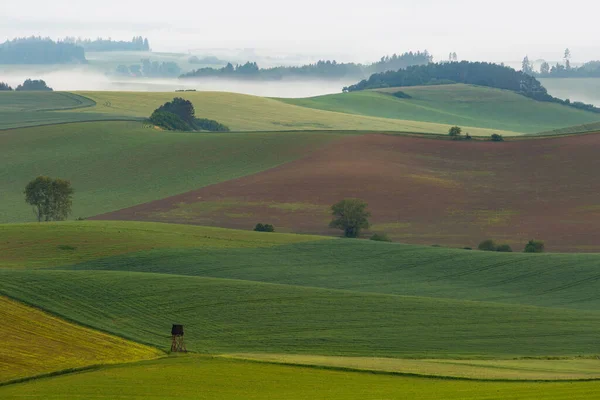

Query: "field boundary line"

xmin=219 ymin=355 xmax=600 ymax=383
xmin=0 ymin=117 xmax=143 ymax=132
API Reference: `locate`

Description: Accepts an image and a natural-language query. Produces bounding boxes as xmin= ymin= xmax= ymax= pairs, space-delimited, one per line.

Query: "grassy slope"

xmin=281 ymin=84 xmax=600 ymax=134
xmin=2 ymin=356 xmax=599 ymax=400
xmin=0 ymin=221 xmax=329 ymax=269
xmin=76 ymin=90 xmax=519 ymax=135
xmin=0 ymin=121 xmax=338 ymax=223
xmin=0 ymin=92 xmax=136 ymax=129
xmin=2 ymin=269 xmax=600 ymax=358
xmin=229 ymin=354 xmax=600 ymax=380
xmin=0 ymin=296 xmax=161 ymax=383
xmin=57 ymin=240 xmax=600 ymax=310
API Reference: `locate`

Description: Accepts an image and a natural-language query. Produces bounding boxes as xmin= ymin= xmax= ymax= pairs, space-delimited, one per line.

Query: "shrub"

xmin=392 ymin=91 xmax=411 ymax=99
xmin=478 ymin=239 xmax=496 ymax=251
xmin=491 ymin=133 xmax=504 ymax=142
xmin=463 ymin=247 xmax=472 ymax=250
xmin=448 ymin=126 xmax=462 ymax=139
xmin=370 ymin=233 xmax=392 ymax=242
xmin=496 ymin=244 xmax=513 ymax=252
xmin=524 ymin=240 xmax=545 ymax=253
xmin=254 ymin=223 xmax=275 ymax=232
xmin=149 ymin=110 xmax=193 ymax=131
xmin=195 ymin=118 xmax=230 ymax=132
xmin=465 ymin=133 xmax=472 ymax=140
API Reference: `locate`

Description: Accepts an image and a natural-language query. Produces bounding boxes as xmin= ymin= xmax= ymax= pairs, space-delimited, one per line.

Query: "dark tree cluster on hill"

xmin=149 ymin=97 xmax=230 ymax=132
xmin=0 ymin=82 xmax=12 ymax=91
xmin=16 ymin=79 xmax=53 ymax=91
xmin=180 ymin=51 xmax=432 ymax=80
xmin=254 ymin=223 xmax=275 ymax=232
xmin=115 ymin=59 xmax=181 ymax=77
xmin=343 ymin=61 xmax=600 ymax=113
xmin=0 ymin=37 xmax=86 ymax=64
xmin=63 ymin=36 xmax=150 ymax=52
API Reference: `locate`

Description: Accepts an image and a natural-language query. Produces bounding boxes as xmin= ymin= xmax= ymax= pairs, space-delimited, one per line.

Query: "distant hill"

xmin=0 ymin=37 xmax=86 ymax=64
xmin=63 ymin=36 xmax=150 ymax=52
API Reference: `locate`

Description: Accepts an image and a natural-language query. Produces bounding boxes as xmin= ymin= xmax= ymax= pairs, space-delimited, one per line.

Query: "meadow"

xmin=0 ymin=122 xmax=338 ymax=223
xmin=3 ymin=356 xmax=599 ymax=400
xmin=281 ymin=84 xmax=600 ymax=134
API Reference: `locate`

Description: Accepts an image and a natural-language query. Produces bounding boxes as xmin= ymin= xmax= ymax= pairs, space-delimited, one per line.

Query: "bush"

xmin=463 ymin=247 xmax=472 ymax=250
xmin=524 ymin=240 xmax=544 ymax=253
xmin=491 ymin=133 xmax=504 ymax=142
xmin=254 ymin=223 xmax=275 ymax=232
xmin=448 ymin=126 xmax=462 ymax=139
xmin=195 ymin=118 xmax=230 ymax=132
xmin=370 ymin=233 xmax=392 ymax=242
xmin=478 ymin=239 xmax=496 ymax=251
xmin=149 ymin=110 xmax=193 ymax=131
xmin=496 ymin=244 xmax=513 ymax=252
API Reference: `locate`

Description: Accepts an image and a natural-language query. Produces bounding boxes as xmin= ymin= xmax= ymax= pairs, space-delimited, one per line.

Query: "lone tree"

xmin=329 ymin=198 xmax=371 ymax=238
xmin=25 ymin=176 xmax=74 ymax=222
xmin=524 ymin=240 xmax=545 ymax=253
xmin=448 ymin=126 xmax=462 ymax=139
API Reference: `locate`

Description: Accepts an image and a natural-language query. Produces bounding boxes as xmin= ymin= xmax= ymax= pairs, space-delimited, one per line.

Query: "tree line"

xmin=0 ymin=79 xmax=53 ymax=91
xmin=115 ymin=59 xmax=181 ymax=78
xmin=522 ymin=48 xmax=600 ymax=78
xmin=180 ymin=51 xmax=432 ymax=80
xmin=63 ymin=36 xmax=150 ymax=52
xmin=0 ymin=37 xmax=86 ymax=64
xmin=343 ymin=61 xmax=600 ymax=113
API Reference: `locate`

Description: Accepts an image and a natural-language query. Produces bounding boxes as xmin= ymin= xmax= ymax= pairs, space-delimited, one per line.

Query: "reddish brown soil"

xmin=93 ymin=133 xmax=600 ymax=252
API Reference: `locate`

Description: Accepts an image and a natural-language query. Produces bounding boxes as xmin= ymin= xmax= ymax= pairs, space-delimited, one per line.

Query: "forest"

xmin=0 ymin=37 xmax=86 ymax=64
xmin=63 ymin=36 xmax=150 ymax=52
xmin=180 ymin=51 xmax=432 ymax=80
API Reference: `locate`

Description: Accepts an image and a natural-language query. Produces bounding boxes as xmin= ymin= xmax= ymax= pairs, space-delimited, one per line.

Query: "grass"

xmin=76 ymin=90 xmax=520 ymax=135
xmin=227 ymin=353 xmax=600 ymax=380
xmin=0 ymin=221 xmax=329 ymax=268
xmin=2 ymin=269 xmax=600 ymax=358
xmin=0 ymin=295 xmax=162 ymax=383
xmin=0 ymin=121 xmax=338 ymax=223
xmin=1 ymin=356 xmax=600 ymax=399
xmin=0 ymin=91 xmax=135 ymax=129
xmin=281 ymin=84 xmax=600 ymax=134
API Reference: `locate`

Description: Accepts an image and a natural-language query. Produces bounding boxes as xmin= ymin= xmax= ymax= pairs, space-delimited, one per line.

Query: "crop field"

xmin=96 ymin=132 xmax=600 ymax=252
xmin=0 ymin=295 xmax=161 ymax=383
xmin=281 ymin=84 xmax=600 ymax=134
xmin=0 ymin=91 xmax=136 ymax=129
xmin=76 ymin=90 xmax=519 ymax=135
xmin=0 ymin=121 xmax=339 ymax=223
xmin=2 ymin=356 xmax=600 ymax=400
xmin=228 ymin=354 xmax=600 ymax=380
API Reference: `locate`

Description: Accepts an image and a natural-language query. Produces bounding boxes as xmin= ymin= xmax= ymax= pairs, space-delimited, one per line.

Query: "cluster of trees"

xmin=25 ymin=176 xmax=74 ymax=222
xmin=344 ymin=61 xmax=600 ymax=113
xmin=254 ymin=223 xmax=275 ymax=232
xmin=0 ymin=37 xmax=86 ymax=64
xmin=523 ymin=48 xmax=600 ymax=78
xmin=115 ymin=59 xmax=182 ymax=78
xmin=149 ymin=97 xmax=230 ymax=132
xmin=478 ymin=239 xmax=544 ymax=253
xmin=63 ymin=36 xmax=150 ymax=52
xmin=1 ymin=79 xmax=53 ymax=91
xmin=180 ymin=51 xmax=432 ymax=80
xmin=188 ymin=55 xmax=226 ymax=65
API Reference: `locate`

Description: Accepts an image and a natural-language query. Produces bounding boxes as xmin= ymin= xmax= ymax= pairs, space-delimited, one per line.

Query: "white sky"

xmin=1 ymin=0 xmax=599 ymax=63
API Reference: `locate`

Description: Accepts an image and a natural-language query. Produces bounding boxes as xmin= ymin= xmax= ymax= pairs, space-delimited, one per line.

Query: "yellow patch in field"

xmin=0 ymin=296 xmax=162 ymax=383
xmin=408 ymin=174 xmax=460 ymax=188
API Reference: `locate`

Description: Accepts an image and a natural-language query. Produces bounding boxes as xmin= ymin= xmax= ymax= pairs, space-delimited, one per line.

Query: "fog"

xmin=1 ymin=68 xmax=355 ymax=97
xmin=2 ymin=0 xmax=599 ymax=63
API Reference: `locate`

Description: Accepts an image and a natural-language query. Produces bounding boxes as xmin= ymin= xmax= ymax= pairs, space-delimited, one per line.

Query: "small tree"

xmin=524 ymin=240 xmax=544 ymax=253
xmin=329 ymin=198 xmax=371 ymax=238
xmin=491 ymin=133 xmax=504 ymax=142
xmin=496 ymin=244 xmax=513 ymax=252
xmin=448 ymin=126 xmax=462 ymax=139
xmin=478 ymin=239 xmax=496 ymax=251
xmin=24 ymin=176 xmax=74 ymax=222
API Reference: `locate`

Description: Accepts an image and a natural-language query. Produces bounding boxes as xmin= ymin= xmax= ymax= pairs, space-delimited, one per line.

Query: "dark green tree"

xmin=491 ymin=133 xmax=504 ymax=142
xmin=540 ymin=61 xmax=550 ymax=75
xmin=448 ymin=126 xmax=462 ymax=139
xmin=522 ymin=56 xmax=533 ymax=75
xmin=25 ymin=176 xmax=74 ymax=222
xmin=524 ymin=240 xmax=545 ymax=253
xmin=329 ymin=199 xmax=371 ymax=238
xmin=478 ymin=239 xmax=497 ymax=251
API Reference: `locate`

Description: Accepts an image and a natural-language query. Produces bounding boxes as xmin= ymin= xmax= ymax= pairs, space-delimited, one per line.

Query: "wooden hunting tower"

xmin=171 ymin=324 xmax=186 ymax=352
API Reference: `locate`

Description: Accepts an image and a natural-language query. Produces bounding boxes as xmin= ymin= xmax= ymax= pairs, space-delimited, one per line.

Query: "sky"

xmin=1 ymin=0 xmax=599 ymax=63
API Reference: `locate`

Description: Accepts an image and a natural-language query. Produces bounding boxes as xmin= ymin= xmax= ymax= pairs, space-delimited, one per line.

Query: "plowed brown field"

xmin=92 ymin=133 xmax=600 ymax=252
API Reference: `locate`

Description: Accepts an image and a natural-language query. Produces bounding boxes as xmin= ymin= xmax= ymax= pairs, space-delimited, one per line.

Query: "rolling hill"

xmin=281 ymin=84 xmax=600 ymax=134
xmin=94 ymin=132 xmax=600 ymax=252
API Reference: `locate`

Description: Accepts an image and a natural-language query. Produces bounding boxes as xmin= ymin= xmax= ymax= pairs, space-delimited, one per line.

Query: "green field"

xmin=0 ymin=92 xmax=136 ymax=129
xmin=281 ymin=84 xmax=600 ymax=134
xmin=0 ymin=122 xmax=338 ymax=223
xmin=4 ymin=356 xmax=599 ymax=400
xmin=76 ymin=90 xmax=519 ymax=135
